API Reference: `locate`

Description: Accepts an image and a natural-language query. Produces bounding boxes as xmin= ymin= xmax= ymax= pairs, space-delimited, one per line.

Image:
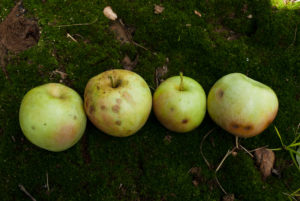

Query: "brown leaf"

xmin=109 ymin=20 xmax=132 ymax=44
xmin=222 ymin=194 xmax=235 ymax=201
xmin=194 ymin=10 xmax=202 ymax=17
xmin=121 ymin=54 xmax=139 ymax=71
xmin=255 ymin=148 xmax=275 ymax=179
xmin=154 ymin=5 xmax=165 ymax=14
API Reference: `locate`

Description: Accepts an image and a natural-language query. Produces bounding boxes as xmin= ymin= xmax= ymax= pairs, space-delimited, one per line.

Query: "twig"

xmin=235 ymin=136 xmax=239 ymax=149
xmin=53 ymin=18 xmax=98 ymax=28
xmin=200 ymin=128 xmax=216 ymax=168
xmin=240 ymin=145 xmax=254 ymax=158
xmin=216 ymin=147 xmax=237 ymax=172
xmin=46 ymin=172 xmax=50 ymax=192
xmin=288 ymin=24 xmax=298 ymax=49
xmin=66 ymin=33 xmax=78 ymax=42
xmin=249 ymin=145 xmax=269 ymax=153
xmin=18 ymin=184 xmax=37 ymax=201
xmin=215 ymin=173 xmax=227 ymax=194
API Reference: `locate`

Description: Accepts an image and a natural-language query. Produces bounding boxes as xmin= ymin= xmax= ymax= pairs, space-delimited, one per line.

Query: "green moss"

xmin=0 ymin=0 xmax=299 ymax=200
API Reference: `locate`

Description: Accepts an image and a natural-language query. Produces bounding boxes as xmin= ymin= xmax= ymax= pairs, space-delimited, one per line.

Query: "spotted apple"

xmin=19 ymin=83 xmax=87 ymax=152
xmin=153 ymin=73 xmax=206 ymax=133
xmin=207 ymin=73 xmax=279 ymax=138
xmin=84 ymin=69 xmax=152 ymax=137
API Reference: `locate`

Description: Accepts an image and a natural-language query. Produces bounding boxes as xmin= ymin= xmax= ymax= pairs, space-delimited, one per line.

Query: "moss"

xmin=0 ymin=0 xmax=299 ymax=200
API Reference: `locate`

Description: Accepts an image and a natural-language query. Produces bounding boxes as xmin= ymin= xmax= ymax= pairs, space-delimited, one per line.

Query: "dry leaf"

xmin=222 ymin=194 xmax=235 ymax=201
xmin=255 ymin=148 xmax=275 ymax=179
xmin=52 ymin=69 xmax=67 ymax=80
xmin=103 ymin=6 xmax=118 ymax=21
xmin=154 ymin=5 xmax=165 ymax=14
xmin=121 ymin=54 xmax=139 ymax=71
xmin=109 ymin=21 xmax=132 ymax=44
xmin=194 ymin=10 xmax=202 ymax=17
xmin=155 ymin=58 xmax=169 ymax=87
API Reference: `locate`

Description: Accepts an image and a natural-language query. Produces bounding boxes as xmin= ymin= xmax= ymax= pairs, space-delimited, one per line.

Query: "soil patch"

xmin=0 ymin=1 xmax=40 ymax=78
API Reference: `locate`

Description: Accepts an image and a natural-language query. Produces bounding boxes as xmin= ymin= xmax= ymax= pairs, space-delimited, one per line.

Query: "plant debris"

xmin=0 ymin=1 xmax=40 ymax=79
xmin=154 ymin=5 xmax=165 ymax=14
xmin=194 ymin=10 xmax=202 ymax=17
xmin=103 ymin=6 xmax=118 ymax=21
xmin=109 ymin=20 xmax=133 ymax=44
xmin=222 ymin=194 xmax=235 ymax=201
xmin=155 ymin=58 xmax=169 ymax=87
xmin=121 ymin=54 xmax=139 ymax=71
xmin=163 ymin=135 xmax=172 ymax=144
xmin=254 ymin=148 xmax=275 ymax=179
xmin=188 ymin=167 xmax=205 ymax=186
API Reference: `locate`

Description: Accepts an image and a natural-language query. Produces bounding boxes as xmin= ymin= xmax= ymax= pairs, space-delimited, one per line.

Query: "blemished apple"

xmin=84 ymin=69 xmax=152 ymax=137
xmin=207 ymin=73 xmax=279 ymax=138
xmin=19 ymin=83 xmax=87 ymax=152
xmin=153 ymin=73 xmax=206 ymax=133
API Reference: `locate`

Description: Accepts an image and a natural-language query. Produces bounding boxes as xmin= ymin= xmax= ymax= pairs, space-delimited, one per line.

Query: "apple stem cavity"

xmin=109 ymin=75 xmax=116 ymax=88
xmin=179 ymin=72 xmax=184 ymax=91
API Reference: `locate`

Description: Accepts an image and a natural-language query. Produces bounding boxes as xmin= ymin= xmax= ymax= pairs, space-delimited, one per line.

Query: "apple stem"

xmin=109 ymin=75 xmax=115 ymax=88
xmin=179 ymin=72 xmax=184 ymax=91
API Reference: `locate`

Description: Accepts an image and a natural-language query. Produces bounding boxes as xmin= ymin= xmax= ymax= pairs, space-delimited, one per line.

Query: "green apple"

xmin=19 ymin=83 xmax=87 ymax=152
xmin=84 ymin=69 xmax=152 ymax=137
xmin=207 ymin=73 xmax=278 ymax=138
xmin=153 ymin=73 xmax=206 ymax=133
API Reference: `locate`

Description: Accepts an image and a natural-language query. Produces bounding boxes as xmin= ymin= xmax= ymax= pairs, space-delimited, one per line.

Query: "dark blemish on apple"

xmin=218 ymin=89 xmax=224 ymax=98
xmin=101 ymin=105 xmax=106 ymax=110
xmin=73 ymin=115 xmax=77 ymax=120
xmin=115 ymin=120 xmax=122 ymax=126
xmin=89 ymin=105 xmax=95 ymax=114
xmin=170 ymin=107 xmax=174 ymax=112
xmin=43 ymin=123 xmax=47 ymax=126
xmin=116 ymin=98 xmax=122 ymax=104
xmin=182 ymin=119 xmax=188 ymax=124
xmin=244 ymin=125 xmax=253 ymax=131
xmin=231 ymin=123 xmax=239 ymax=129
xmin=112 ymin=105 xmax=120 ymax=113
xmin=31 ymin=126 xmax=35 ymax=130
xmin=97 ymin=85 xmax=100 ymax=90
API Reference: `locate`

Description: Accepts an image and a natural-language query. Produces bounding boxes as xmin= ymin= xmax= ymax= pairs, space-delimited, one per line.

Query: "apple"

xmin=84 ymin=69 xmax=152 ymax=137
xmin=207 ymin=73 xmax=278 ymax=138
xmin=19 ymin=83 xmax=87 ymax=152
xmin=153 ymin=73 xmax=206 ymax=133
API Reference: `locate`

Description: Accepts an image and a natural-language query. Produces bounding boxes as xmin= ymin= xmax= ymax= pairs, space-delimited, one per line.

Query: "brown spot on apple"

xmin=217 ymin=89 xmax=224 ymax=98
xmin=122 ymin=91 xmax=134 ymax=105
xmin=115 ymin=120 xmax=122 ymax=125
xmin=55 ymin=124 xmax=77 ymax=146
xmin=182 ymin=119 xmax=188 ymax=124
xmin=101 ymin=105 xmax=106 ymax=110
xmin=97 ymin=85 xmax=100 ymax=90
xmin=73 ymin=115 xmax=77 ymax=120
xmin=170 ymin=107 xmax=174 ymax=112
xmin=89 ymin=105 xmax=95 ymax=114
xmin=112 ymin=105 xmax=120 ymax=113
xmin=31 ymin=126 xmax=35 ymax=130
xmin=244 ymin=125 xmax=253 ymax=131
xmin=231 ymin=123 xmax=240 ymax=129
xmin=116 ymin=98 xmax=122 ymax=104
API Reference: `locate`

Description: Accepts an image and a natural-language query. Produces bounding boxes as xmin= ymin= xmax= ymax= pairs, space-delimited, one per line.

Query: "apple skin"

xmin=19 ymin=83 xmax=87 ymax=152
xmin=207 ymin=73 xmax=279 ymax=138
xmin=153 ymin=76 xmax=206 ymax=133
xmin=84 ymin=69 xmax=152 ymax=137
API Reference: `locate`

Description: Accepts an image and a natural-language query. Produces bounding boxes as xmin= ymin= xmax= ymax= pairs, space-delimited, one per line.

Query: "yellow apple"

xmin=84 ymin=69 xmax=152 ymax=137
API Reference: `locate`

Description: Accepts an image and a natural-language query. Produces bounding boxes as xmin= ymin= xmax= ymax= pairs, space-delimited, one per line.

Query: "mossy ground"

xmin=0 ymin=0 xmax=299 ymax=200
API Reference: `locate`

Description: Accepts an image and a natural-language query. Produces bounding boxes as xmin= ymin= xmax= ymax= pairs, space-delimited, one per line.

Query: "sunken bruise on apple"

xmin=19 ymin=83 xmax=87 ymax=152
xmin=84 ymin=69 xmax=152 ymax=137
xmin=207 ymin=73 xmax=279 ymax=138
xmin=153 ymin=74 xmax=206 ymax=133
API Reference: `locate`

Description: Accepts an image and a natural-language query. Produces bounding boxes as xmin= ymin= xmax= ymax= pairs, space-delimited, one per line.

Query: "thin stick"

xmin=235 ymin=136 xmax=239 ymax=149
xmin=53 ymin=18 xmax=98 ymax=28
xmin=288 ymin=24 xmax=298 ymax=49
xmin=216 ymin=147 xmax=236 ymax=172
xmin=249 ymin=145 xmax=269 ymax=153
xmin=200 ymin=128 xmax=216 ymax=168
xmin=240 ymin=145 xmax=254 ymax=158
xmin=46 ymin=172 xmax=50 ymax=192
xmin=66 ymin=33 xmax=78 ymax=42
xmin=18 ymin=184 xmax=37 ymax=201
xmin=215 ymin=174 xmax=227 ymax=194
